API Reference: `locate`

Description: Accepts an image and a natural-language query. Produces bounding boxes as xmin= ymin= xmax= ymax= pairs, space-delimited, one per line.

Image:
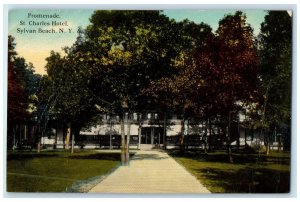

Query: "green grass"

xmin=7 ymin=150 xmax=120 ymax=192
xmin=170 ymin=151 xmax=290 ymax=193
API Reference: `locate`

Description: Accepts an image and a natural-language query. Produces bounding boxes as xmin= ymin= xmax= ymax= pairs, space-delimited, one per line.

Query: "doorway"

xmin=141 ymin=127 xmax=163 ymax=145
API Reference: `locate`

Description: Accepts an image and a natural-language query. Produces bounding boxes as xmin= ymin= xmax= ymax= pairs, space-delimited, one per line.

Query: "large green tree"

xmin=258 ymin=11 xmax=292 ymax=152
xmin=37 ymin=49 xmax=98 ymax=152
xmin=7 ymin=36 xmax=41 ymax=150
xmin=71 ymin=10 xmax=188 ymax=164
xmin=143 ymin=20 xmax=213 ymax=151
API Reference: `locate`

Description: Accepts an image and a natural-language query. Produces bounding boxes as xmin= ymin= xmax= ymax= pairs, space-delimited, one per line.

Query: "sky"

xmin=8 ymin=9 xmax=267 ymax=75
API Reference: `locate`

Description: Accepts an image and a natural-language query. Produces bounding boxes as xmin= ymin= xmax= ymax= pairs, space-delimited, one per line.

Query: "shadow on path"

xmin=132 ymin=153 xmax=168 ymax=160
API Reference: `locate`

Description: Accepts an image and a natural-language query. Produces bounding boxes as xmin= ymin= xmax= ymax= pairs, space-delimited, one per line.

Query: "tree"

xmin=258 ymin=11 xmax=292 ymax=153
xmin=195 ymin=11 xmax=259 ymax=162
xmin=7 ymin=36 xmax=41 ymax=150
xmin=38 ymin=49 xmax=97 ymax=152
xmin=7 ymin=36 xmax=28 ymax=123
xmin=73 ymin=10 xmax=186 ymax=164
xmin=142 ymin=21 xmax=213 ymax=151
xmin=8 ymin=36 xmax=28 ymax=149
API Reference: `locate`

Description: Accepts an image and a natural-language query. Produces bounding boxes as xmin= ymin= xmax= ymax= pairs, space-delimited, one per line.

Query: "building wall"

xmin=38 ymin=112 xmax=284 ymax=151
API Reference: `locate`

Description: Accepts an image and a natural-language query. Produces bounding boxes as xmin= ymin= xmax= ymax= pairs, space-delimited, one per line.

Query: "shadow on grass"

xmin=195 ymin=167 xmax=290 ymax=193
xmin=7 ymin=153 xmax=59 ymax=161
xmin=169 ymin=150 xmax=290 ymax=193
xmin=170 ymin=151 xmax=290 ymax=165
xmin=7 ymin=151 xmax=134 ymax=162
xmin=69 ymin=153 xmax=134 ymax=161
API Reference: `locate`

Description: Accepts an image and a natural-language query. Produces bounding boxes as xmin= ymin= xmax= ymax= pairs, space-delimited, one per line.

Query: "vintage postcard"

xmin=6 ymin=7 xmax=292 ymax=194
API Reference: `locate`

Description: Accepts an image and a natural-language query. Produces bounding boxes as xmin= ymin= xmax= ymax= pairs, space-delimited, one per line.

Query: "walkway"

xmin=89 ymin=150 xmax=210 ymax=194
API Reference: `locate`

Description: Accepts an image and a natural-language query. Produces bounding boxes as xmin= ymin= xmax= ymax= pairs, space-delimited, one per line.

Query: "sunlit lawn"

xmin=170 ymin=151 xmax=290 ymax=193
xmin=7 ymin=150 xmax=120 ymax=192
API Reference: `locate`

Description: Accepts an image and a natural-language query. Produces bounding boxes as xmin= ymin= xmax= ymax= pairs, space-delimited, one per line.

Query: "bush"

xmin=248 ymin=142 xmax=267 ymax=153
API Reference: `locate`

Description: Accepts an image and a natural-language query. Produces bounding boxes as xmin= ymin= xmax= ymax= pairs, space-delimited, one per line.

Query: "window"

xmin=133 ymin=113 xmax=138 ymax=120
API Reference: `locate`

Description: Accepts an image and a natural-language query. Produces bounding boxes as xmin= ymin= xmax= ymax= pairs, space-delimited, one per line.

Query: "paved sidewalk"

xmin=89 ymin=150 xmax=210 ymax=194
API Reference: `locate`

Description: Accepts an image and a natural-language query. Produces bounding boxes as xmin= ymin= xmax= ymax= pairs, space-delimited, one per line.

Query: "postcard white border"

xmin=1 ymin=1 xmax=299 ymax=201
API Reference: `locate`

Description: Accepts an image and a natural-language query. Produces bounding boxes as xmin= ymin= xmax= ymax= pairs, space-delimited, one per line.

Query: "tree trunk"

xmin=37 ymin=124 xmax=41 ymax=153
xmin=30 ymin=125 xmax=35 ymax=150
xmin=227 ymin=112 xmax=233 ymax=163
xmin=180 ymin=118 xmax=185 ymax=152
xmin=278 ymin=129 xmax=282 ymax=152
xmin=125 ymin=113 xmax=131 ymax=165
xmin=266 ymin=141 xmax=270 ymax=155
xmin=208 ymin=118 xmax=212 ymax=151
xmin=37 ymin=142 xmax=41 ymax=153
xmin=19 ymin=125 xmax=22 ymax=148
xmin=109 ymin=118 xmax=112 ymax=150
xmin=71 ymin=133 xmax=74 ymax=154
xmin=204 ymin=120 xmax=208 ymax=154
xmin=120 ymin=115 xmax=126 ymax=165
xmin=62 ymin=126 xmax=66 ymax=149
xmin=53 ymin=126 xmax=57 ymax=150
xmin=186 ymin=119 xmax=189 ymax=151
xmin=163 ymin=111 xmax=167 ymax=150
xmin=65 ymin=123 xmax=71 ymax=150
xmin=244 ymin=126 xmax=247 ymax=149
xmin=24 ymin=125 xmax=27 ymax=148
xmin=13 ymin=126 xmax=16 ymax=150
xmin=237 ymin=117 xmax=240 ymax=152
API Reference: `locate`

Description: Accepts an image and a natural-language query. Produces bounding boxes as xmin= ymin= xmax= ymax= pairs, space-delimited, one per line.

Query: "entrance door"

xmin=141 ymin=127 xmax=164 ymax=145
xmin=153 ymin=127 xmax=164 ymax=144
xmin=141 ymin=127 xmax=151 ymax=144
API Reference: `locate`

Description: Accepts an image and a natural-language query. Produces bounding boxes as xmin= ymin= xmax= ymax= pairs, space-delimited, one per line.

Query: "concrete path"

xmin=89 ymin=150 xmax=210 ymax=194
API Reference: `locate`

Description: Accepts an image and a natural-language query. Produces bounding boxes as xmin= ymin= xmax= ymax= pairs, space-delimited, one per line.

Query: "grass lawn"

xmin=6 ymin=150 xmax=120 ymax=192
xmin=170 ymin=151 xmax=290 ymax=193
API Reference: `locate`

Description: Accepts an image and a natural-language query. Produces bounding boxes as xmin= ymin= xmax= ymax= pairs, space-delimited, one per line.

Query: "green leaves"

xmin=8 ymin=36 xmax=40 ymax=124
xmin=36 ymin=10 xmax=291 ymax=136
xmin=258 ymin=11 xmax=292 ymax=127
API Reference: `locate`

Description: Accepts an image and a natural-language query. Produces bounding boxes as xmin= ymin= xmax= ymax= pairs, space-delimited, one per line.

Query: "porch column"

xmin=151 ymin=127 xmax=154 ymax=145
xmin=138 ymin=123 xmax=141 ymax=149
